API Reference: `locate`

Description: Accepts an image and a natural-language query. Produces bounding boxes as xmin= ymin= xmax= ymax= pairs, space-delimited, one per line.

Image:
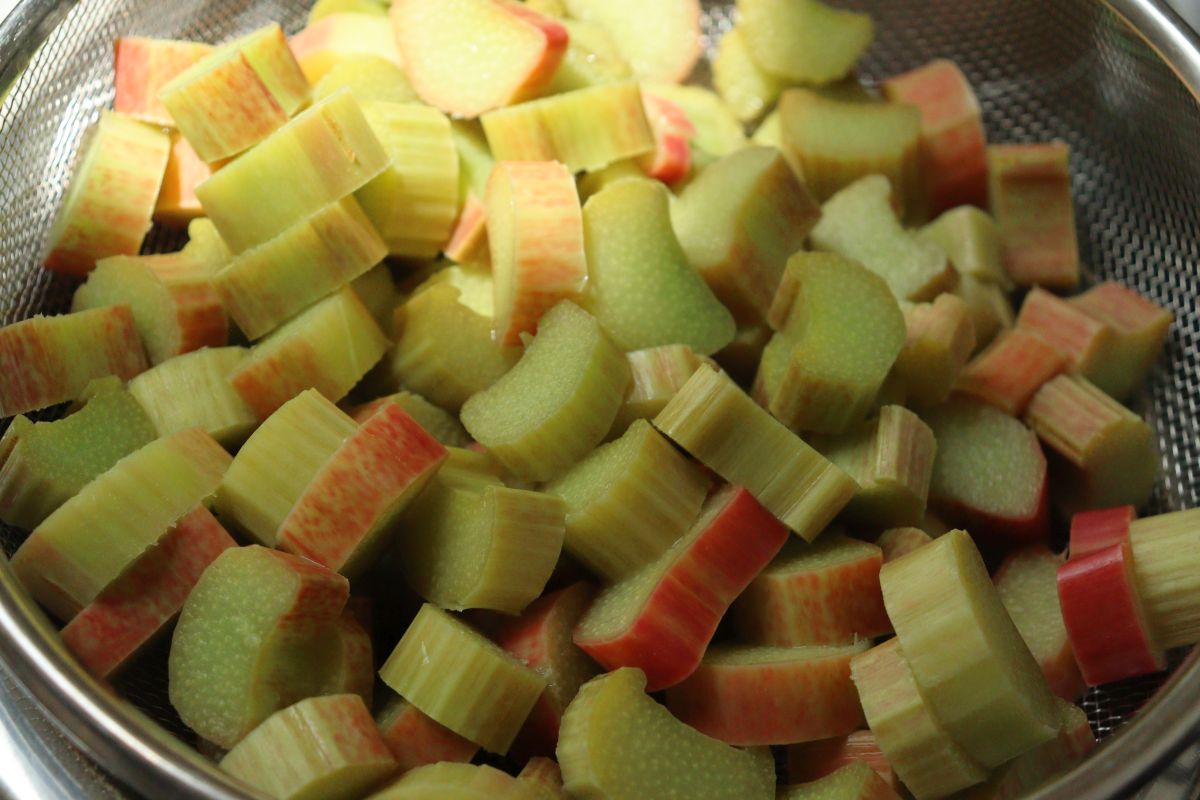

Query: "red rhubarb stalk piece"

xmin=638 ymin=93 xmax=695 ymax=185
xmin=786 ymin=731 xmax=900 ymax=792
xmin=376 ymin=695 xmax=479 ymax=774
xmin=1069 ymin=505 xmax=1136 ymax=560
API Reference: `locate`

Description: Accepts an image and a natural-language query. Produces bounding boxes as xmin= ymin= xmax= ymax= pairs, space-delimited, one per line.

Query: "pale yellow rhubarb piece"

xmin=452 ymin=121 xmax=496 ymax=202
xmin=1070 ymin=282 xmax=1174 ymax=401
xmin=654 ymin=364 xmax=856 ymax=541
xmin=313 ymin=54 xmax=417 ymax=105
xmin=519 ymin=758 xmax=570 ymax=800
xmin=738 ymin=0 xmax=872 ymax=85
xmin=920 ymin=206 xmax=1012 ymax=289
xmin=879 ymin=530 xmax=1059 ymax=768
xmin=369 ymin=763 xmax=542 ymax=800
xmin=309 ymin=0 xmax=388 ymax=25
xmin=128 ymin=346 xmax=258 ymax=447
xmin=713 ymin=25 xmax=785 ymax=123
xmin=461 ymin=301 xmax=630 ymax=483
xmin=777 ymin=761 xmax=900 ymax=800
xmin=548 ymin=19 xmax=632 ymax=94
xmin=1129 ymin=509 xmax=1200 ymax=649
xmin=10 ymin=429 xmax=231 ymax=621
xmin=559 ymin=0 xmax=700 ymax=84
xmin=610 ymin=345 xmax=710 ymax=437
xmin=557 ymin=668 xmax=775 ymax=800
xmin=545 ymin=419 xmax=711 ymax=580
xmin=892 ymin=295 xmax=977 ymax=408
xmin=379 ymin=604 xmax=547 ymax=754
xmin=955 ymin=273 xmax=1015 ymax=352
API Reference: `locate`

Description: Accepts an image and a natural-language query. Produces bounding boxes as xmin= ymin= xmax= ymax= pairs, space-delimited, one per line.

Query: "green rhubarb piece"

xmin=756 ymin=251 xmax=906 ymax=435
xmin=196 ymin=90 xmax=388 ymax=253
xmin=672 ymin=146 xmax=820 ymax=324
xmin=559 ymin=0 xmax=700 ymax=84
xmin=893 ymin=294 xmax=978 ymax=408
xmin=128 ymin=347 xmax=258 ymax=447
xmin=358 ymin=102 xmax=460 ymax=259
xmin=228 ymin=24 xmax=311 ymax=114
xmin=323 ymin=607 xmax=375 ymax=707
xmin=549 ymin=19 xmax=632 ymax=94
xmin=643 ymin=84 xmax=746 ymax=158
xmin=308 ymin=0 xmax=388 ymax=22
xmin=10 ymin=428 xmax=230 ymax=622
xmin=379 ymin=604 xmax=547 ymax=754
xmin=738 ymin=0 xmax=873 ymax=85
xmin=461 ymin=301 xmax=630 ymax=483
xmin=214 ymin=196 xmax=387 ymax=340
xmin=169 ymin=546 xmax=349 ymax=749
xmin=777 ymin=760 xmax=900 ymax=800
xmin=1129 ymin=509 xmax=1200 ymax=650
xmin=350 ymin=391 xmax=469 ymax=447
xmin=313 ymin=55 xmax=417 ymax=105
xmin=810 ymin=175 xmax=954 ymax=302
xmin=955 ymin=273 xmax=1014 ymax=352
xmin=220 ymin=694 xmax=396 ymax=800
xmin=0 ymin=377 xmax=155 ymax=530
xmin=351 ymin=264 xmax=400 ymax=330
xmin=451 ymin=120 xmax=495 ymax=202
xmin=545 ymin=419 xmax=711 ymax=580
xmin=368 ymin=763 xmax=542 ymax=800
xmin=920 ymin=206 xmax=1011 ymax=289
xmin=610 ymin=345 xmax=709 ymax=437
xmin=713 ymin=25 xmax=784 ymax=123
xmin=557 ymin=668 xmax=775 ymax=800
xmin=655 ymin=364 xmax=856 ymax=541
xmin=1070 ymin=282 xmax=1174 ymax=401
xmin=580 ymin=178 xmax=734 ymax=355
xmin=374 ymin=694 xmax=479 ymax=775
xmin=880 ymin=530 xmax=1059 ymax=768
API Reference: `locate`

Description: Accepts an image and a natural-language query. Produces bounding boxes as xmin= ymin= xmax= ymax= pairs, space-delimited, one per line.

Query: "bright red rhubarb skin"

xmin=1057 ymin=541 xmax=1165 ymax=686
xmin=1069 ymin=505 xmax=1136 ymax=560
xmin=573 ymin=486 xmax=790 ymax=691
xmin=639 ymin=94 xmax=695 ymax=185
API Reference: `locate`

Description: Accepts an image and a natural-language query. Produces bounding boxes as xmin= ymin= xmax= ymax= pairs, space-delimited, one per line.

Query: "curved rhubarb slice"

xmin=1070 ymin=281 xmax=1173 ymax=401
xmin=314 ymin=55 xmax=416 ymax=106
xmin=894 ymin=294 xmax=977 ymax=409
xmin=1128 ymin=509 xmax=1200 ymax=648
xmin=876 ymin=527 xmax=933 ymax=563
xmin=229 ymin=286 xmax=389 ymax=419
xmin=155 ymin=133 xmax=211 ymax=227
xmin=544 ymin=419 xmax=711 ymax=580
xmin=1070 ymin=505 xmax=1136 ymax=559
xmin=880 ymin=530 xmax=1059 ymax=768
xmin=644 ymin=84 xmax=747 ymax=158
xmin=924 ymin=400 xmax=1050 ymax=547
xmin=291 ymin=13 xmax=402 ymax=84
xmin=393 ymin=0 xmax=566 ymax=118
xmin=461 ymin=301 xmax=629 ymax=482
xmin=486 ymin=161 xmax=586 ymax=346
xmin=445 ymin=194 xmax=490 ymax=268
xmin=1016 ymin=287 xmax=1114 ymax=386
xmin=215 ymin=197 xmax=387 ymax=340
xmin=996 ymin=546 xmax=1085 ymax=700
xmin=610 ymin=345 xmax=709 ymax=437
xmin=730 ymin=532 xmax=889 ymax=647
xmin=666 ymin=643 xmax=868 ymax=745
xmin=713 ymin=25 xmax=784 ymax=123
xmin=756 ymin=251 xmax=906 ymax=434
xmin=370 ymin=762 xmax=543 ymax=800
xmin=954 ymin=329 xmax=1066 ymax=417
xmin=786 ymin=731 xmax=899 ymax=792
xmin=672 ymin=146 xmax=820 ymax=324
xmin=654 ymin=364 xmax=856 ymax=541
xmin=919 ymin=206 xmax=1010 ymax=289
xmin=581 ymin=178 xmax=734 ymax=355
xmin=632 ymin=93 xmax=691 ymax=185
xmin=1024 ymin=373 xmax=1158 ymax=516
xmin=379 ymin=604 xmax=547 ymax=754
xmin=376 ymin=695 xmax=479 ymax=774
xmin=43 ymin=112 xmax=170 ymax=276
xmin=850 ymin=638 xmax=988 ymax=799
xmin=128 ymin=347 xmax=258 ymax=447
xmin=778 ymin=760 xmax=900 ymax=800
xmin=220 ymin=694 xmax=395 ymax=800
xmin=1058 ymin=541 xmax=1165 ymax=686
xmin=60 ymin=505 xmax=235 ymax=679
xmin=11 ymin=429 xmax=231 ymax=621
xmin=0 ymin=377 xmax=155 ymax=530
xmin=574 ymin=485 xmax=789 ymax=690
xmin=324 ymin=605 xmax=374 ymax=706
xmin=349 ymin=392 xmax=468 ymax=447
xmin=114 ymin=37 xmax=214 ymax=127
xmin=561 ymin=0 xmax=699 ymax=83
xmin=494 ymin=583 xmax=601 ymax=758
xmin=169 ymin=546 xmax=349 ymax=748
xmin=738 ymin=0 xmax=871 ymax=84
xmin=557 ymin=667 xmax=775 ymax=799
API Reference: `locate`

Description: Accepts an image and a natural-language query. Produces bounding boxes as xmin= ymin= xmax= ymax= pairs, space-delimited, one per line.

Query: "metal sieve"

xmin=2 ymin=0 xmax=1200 ymax=797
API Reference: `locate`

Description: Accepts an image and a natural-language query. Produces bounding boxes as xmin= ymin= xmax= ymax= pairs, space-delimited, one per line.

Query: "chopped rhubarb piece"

xmin=169 ymin=546 xmax=349 ymax=748
xmin=1058 ymin=541 xmax=1165 ymax=685
xmin=713 ymin=25 xmax=784 ymax=122
xmin=313 ymin=54 xmax=416 ymax=106
xmin=925 ymin=400 xmax=1050 ymax=547
xmin=730 ymin=531 xmax=890 ymax=646
xmin=786 ymin=731 xmax=899 ymax=791
xmin=308 ymin=0 xmax=387 ymax=22
xmin=557 ymin=668 xmax=775 ymax=799
xmin=1070 ymin=505 xmax=1136 ymax=559
xmin=987 ymin=142 xmax=1080 ymax=289
xmin=445 ymin=193 xmax=490 ymax=268
xmin=880 ymin=530 xmax=1060 ymax=767
xmin=372 ymin=762 xmax=548 ymax=799
xmin=561 ymin=0 xmax=701 ymax=83
xmin=580 ymin=178 xmax=734 ymax=355
xmin=1128 ymin=509 xmax=1200 ymax=648
xmin=324 ymin=605 xmax=374 ymax=706
xmin=610 ymin=345 xmax=709 ymax=436
xmin=892 ymin=294 xmax=977 ymax=408
xmin=644 ymin=83 xmax=747 ymax=157
xmin=955 ymin=328 xmax=1067 ymax=416
xmin=672 ymin=146 xmax=820 ymax=324
xmin=60 ymin=505 xmax=235 ymax=679
xmin=519 ymin=758 xmax=569 ymax=799
xmin=756 ymin=251 xmax=906 ymax=435
xmin=666 ymin=643 xmax=867 ymax=745
xmin=1024 ymin=373 xmax=1158 ymax=515
xmin=738 ymin=0 xmax=872 ymax=85
xmin=379 ymin=604 xmax=547 ymax=753
xmin=453 ymin=120 xmax=497 ymax=202
xmin=637 ymin=93 xmax=696 ymax=183
xmin=1017 ymin=287 xmax=1115 ymax=382
xmin=220 ymin=694 xmax=396 ymax=800
xmin=1070 ymin=281 xmax=1174 ymax=401
xmin=777 ymin=760 xmax=901 ymax=800
xmin=996 ymin=545 xmax=1085 ymax=701
xmin=714 ymin=323 xmax=772 ymax=386
xmin=955 ymin=273 xmax=1015 ymax=352
xmin=376 ymin=695 xmax=479 ymax=774
xmin=290 ymin=12 xmax=402 ymax=84
xmin=919 ymin=206 xmax=1011 ymax=288
xmin=351 ymin=264 xmax=399 ymax=331
xmin=154 ymin=133 xmax=211 ymax=228
xmin=547 ymin=18 xmax=632 ymax=95
xmin=881 ymin=60 xmax=988 ymax=215
xmin=875 ymin=527 xmax=933 ymax=563
xmin=114 ymin=37 xmax=214 ymax=127
xmin=348 ymin=392 xmax=468 ymax=447
xmin=128 ymin=347 xmax=256 ymax=448
xmin=43 ymin=112 xmax=170 ymax=276
xmin=573 ymin=485 xmax=789 ymax=690
xmin=462 ymin=301 xmax=630 ymax=482
xmin=11 ymin=429 xmax=231 ymax=621
xmin=655 ymin=364 xmax=857 ymax=541
xmin=393 ymin=0 xmax=567 ymax=118
xmin=545 ymin=419 xmax=710 ymax=580
xmin=493 ymin=583 xmax=601 ymax=759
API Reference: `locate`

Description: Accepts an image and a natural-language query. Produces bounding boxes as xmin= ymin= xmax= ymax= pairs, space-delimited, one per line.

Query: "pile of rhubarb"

xmin=0 ymin=0 xmax=1195 ymax=797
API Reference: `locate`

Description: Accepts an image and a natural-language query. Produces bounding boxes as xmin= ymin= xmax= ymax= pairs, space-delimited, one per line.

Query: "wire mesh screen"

xmin=0 ymin=0 xmax=1199 ymax=789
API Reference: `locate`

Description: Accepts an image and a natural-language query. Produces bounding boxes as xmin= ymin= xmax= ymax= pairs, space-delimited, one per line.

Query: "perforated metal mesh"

xmin=0 ymin=0 xmax=1199 ymax=790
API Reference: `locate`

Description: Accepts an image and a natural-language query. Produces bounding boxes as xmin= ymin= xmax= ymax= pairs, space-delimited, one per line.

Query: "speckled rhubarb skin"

xmin=638 ymin=93 xmax=695 ymax=184
xmin=155 ymin=133 xmax=212 ymax=227
xmin=376 ymin=696 xmax=479 ymax=775
xmin=956 ymin=329 xmax=1067 ymax=417
xmin=114 ymin=37 xmax=214 ymax=127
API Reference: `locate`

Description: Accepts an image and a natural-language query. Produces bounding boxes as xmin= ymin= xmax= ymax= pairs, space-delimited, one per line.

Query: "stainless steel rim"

xmin=0 ymin=1 xmax=1198 ymax=797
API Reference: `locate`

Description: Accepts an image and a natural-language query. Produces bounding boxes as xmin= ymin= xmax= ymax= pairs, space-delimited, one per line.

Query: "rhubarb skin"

xmin=730 ymin=532 xmax=890 ymax=646
xmin=314 ymin=54 xmax=417 ymax=106
xmin=546 ymin=18 xmax=633 ymax=95
xmin=892 ymin=294 xmax=977 ymax=408
xmin=376 ymin=695 xmax=479 ymax=775
xmin=876 ymin=527 xmax=933 ymax=563
xmin=573 ymin=485 xmax=789 ymax=691
xmin=1017 ymin=286 xmax=1115 ymax=384
xmin=955 ymin=273 xmax=1016 ymax=353
xmin=919 ymin=205 xmax=1011 ymax=289
xmin=1070 ymin=505 xmax=1136 ymax=559
xmin=643 ymin=83 xmax=748 ymax=158
xmin=324 ymin=606 xmax=374 ymax=707
xmin=561 ymin=0 xmax=700 ymax=83
xmin=114 ymin=38 xmax=214 ymax=127
xmin=445 ymin=193 xmax=491 ymax=268
xmin=988 ymin=142 xmax=1080 ymax=289
xmin=128 ymin=347 xmax=258 ymax=448
xmin=1070 ymin=281 xmax=1174 ymax=401
xmin=881 ymin=59 xmax=988 ymax=215
xmin=777 ymin=760 xmax=901 ymax=800
xmin=348 ymin=391 xmax=468 ymax=447
xmin=665 ymin=642 xmax=869 ymax=746
xmin=995 ymin=545 xmax=1086 ymax=701
xmin=785 ymin=731 xmax=900 ymax=791
xmin=609 ymin=345 xmax=710 ymax=437
xmin=60 ymin=505 xmax=235 ymax=679
xmin=1057 ymin=541 xmax=1165 ymax=686
xmin=290 ymin=12 xmax=402 ymax=84
xmin=154 ymin=133 xmax=212 ymax=227
xmin=1128 ymin=509 xmax=1200 ymax=649
xmin=955 ymin=328 xmax=1067 ymax=417
xmin=638 ymin=93 xmax=696 ymax=184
